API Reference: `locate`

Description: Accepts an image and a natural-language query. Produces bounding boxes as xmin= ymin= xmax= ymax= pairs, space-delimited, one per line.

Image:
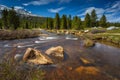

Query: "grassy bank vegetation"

xmin=0 ymin=54 xmax=45 ymax=80
xmin=83 ymin=29 xmax=120 ymax=47
xmin=0 ymin=29 xmax=41 ymax=40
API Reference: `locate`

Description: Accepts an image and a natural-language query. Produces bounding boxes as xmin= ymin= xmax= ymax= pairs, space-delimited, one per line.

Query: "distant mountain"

xmin=0 ymin=5 xmax=41 ymax=18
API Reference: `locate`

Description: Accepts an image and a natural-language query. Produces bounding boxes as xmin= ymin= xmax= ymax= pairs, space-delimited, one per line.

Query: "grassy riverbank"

xmin=47 ymin=28 xmax=120 ymax=47
xmin=0 ymin=54 xmax=45 ymax=80
xmin=0 ymin=29 xmax=41 ymax=40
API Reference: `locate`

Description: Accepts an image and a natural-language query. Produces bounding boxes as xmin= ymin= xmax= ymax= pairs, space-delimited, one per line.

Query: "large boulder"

xmin=45 ymin=46 xmax=64 ymax=59
xmin=23 ymin=48 xmax=53 ymax=65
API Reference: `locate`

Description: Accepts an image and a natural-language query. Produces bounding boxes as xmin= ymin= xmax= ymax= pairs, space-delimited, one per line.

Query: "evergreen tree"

xmin=48 ymin=18 xmax=53 ymax=29
xmin=8 ymin=7 xmax=20 ymax=29
xmin=67 ymin=15 xmax=72 ymax=29
xmin=72 ymin=16 xmax=81 ymax=30
xmin=2 ymin=9 xmax=8 ymax=29
xmin=25 ymin=22 xmax=29 ymax=29
xmin=91 ymin=9 xmax=97 ymax=27
xmin=99 ymin=14 xmax=107 ymax=27
xmin=46 ymin=17 xmax=48 ymax=29
xmin=84 ymin=13 xmax=91 ymax=27
xmin=77 ymin=17 xmax=82 ymax=30
xmin=0 ymin=19 xmax=2 ymax=29
xmin=61 ymin=15 xmax=67 ymax=29
xmin=72 ymin=16 xmax=77 ymax=29
xmin=54 ymin=13 xmax=60 ymax=29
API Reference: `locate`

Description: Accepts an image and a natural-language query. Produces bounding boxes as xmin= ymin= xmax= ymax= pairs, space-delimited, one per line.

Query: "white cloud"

xmin=77 ymin=7 xmax=105 ymax=18
xmin=14 ymin=6 xmax=24 ymax=10
xmin=77 ymin=0 xmax=120 ymax=22
xmin=48 ymin=7 xmax=65 ymax=13
xmin=59 ymin=0 xmax=72 ymax=3
xmin=23 ymin=0 xmax=54 ymax=6
xmin=106 ymin=1 xmax=120 ymax=13
xmin=111 ymin=1 xmax=120 ymax=9
xmin=86 ymin=7 xmax=105 ymax=15
xmin=23 ymin=0 xmax=72 ymax=6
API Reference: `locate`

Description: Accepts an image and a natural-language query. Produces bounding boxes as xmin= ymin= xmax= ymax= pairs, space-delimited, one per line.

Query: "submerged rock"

xmin=14 ymin=54 xmax=23 ymax=62
xmin=23 ymin=48 xmax=53 ymax=65
xmin=75 ymin=66 xmax=99 ymax=75
xmin=80 ymin=57 xmax=91 ymax=65
xmin=45 ymin=46 xmax=64 ymax=59
xmin=83 ymin=39 xmax=95 ymax=47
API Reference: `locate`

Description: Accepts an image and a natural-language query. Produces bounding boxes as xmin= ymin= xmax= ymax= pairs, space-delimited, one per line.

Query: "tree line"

xmin=0 ymin=7 xmax=46 ymax=30
xmin=45 ymin=9 xmax=120 ymax=30
xmin=0 ymin=8 xmax=120 ymax=30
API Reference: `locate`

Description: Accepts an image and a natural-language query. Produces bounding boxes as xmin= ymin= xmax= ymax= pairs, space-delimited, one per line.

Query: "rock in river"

xmin=45 ymin=46 xmax=64 ymax=59
xmin=23 ymin=48 xmax=53 ymax=65
xmin=83 ymin=39 xmax=95 ymax=47
xmin=14 ymin=54 xmax=23 ymax=62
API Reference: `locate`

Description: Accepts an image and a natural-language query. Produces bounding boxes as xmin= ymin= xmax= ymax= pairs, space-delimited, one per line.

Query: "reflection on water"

xmin=92 ymin=43 xmax=120 ymax=66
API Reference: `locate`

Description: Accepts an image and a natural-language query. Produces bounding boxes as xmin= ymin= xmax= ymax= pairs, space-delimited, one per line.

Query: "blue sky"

xmin=0 ymin=0 xmax=120 ymax=22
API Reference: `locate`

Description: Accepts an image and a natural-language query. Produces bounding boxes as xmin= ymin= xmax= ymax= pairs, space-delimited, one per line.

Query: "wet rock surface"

xmin=23 ymin=48 xmax=53 ymax=65
xmin=45 ymin=46 xmax=64 ymax=59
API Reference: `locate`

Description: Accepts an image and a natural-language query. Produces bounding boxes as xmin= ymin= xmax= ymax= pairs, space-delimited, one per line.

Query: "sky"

xmin=0 ymin=0 xmax=120 ymax=22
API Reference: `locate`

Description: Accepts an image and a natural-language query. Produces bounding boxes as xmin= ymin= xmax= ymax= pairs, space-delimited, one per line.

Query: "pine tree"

xmin=72 ymin=16 xmax=81 ymax=30
xmin=54 ymin=13 xmax=60 ymax=29
xmin=77 ymin=17 xmax=82 ymax=30
xmin=72 ymin=16 xmax=77 ymax=29
xmin=2 ymin=9 xmax=8 ymax=29
xmin=8 ymin=7 xmax=20 ymax=29
xmin=0 ymin=19 xmax=2 ymax=29
xmin=48 ymin=18 xmax=53 ymax=29
xmin=46 ymin=17 xmax=48 ymax=29
xmin=67 ymin=15 xmax=72 ymax=29
xmin=91 ymin=9 xmax=97 ymax=27
xmin=61 ymin=15 xmax=67 ymax=29
xmin=84 ymin=13 xmax=91 ymax=28
xmin=25 ymin=22 xmax=29 ymax=29
xmin=99 ymin=14 xmax=107 ymax=27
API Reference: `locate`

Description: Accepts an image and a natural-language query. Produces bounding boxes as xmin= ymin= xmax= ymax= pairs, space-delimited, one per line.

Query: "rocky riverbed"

xmin=0 ymin=30 xmax=120 ymax=80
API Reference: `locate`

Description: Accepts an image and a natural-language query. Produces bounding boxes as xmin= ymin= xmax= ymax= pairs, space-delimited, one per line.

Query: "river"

xmin=0 ymin=30 xmax=120 ymax=79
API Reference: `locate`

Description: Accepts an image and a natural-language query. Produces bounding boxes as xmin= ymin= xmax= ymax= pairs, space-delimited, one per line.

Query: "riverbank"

xmin=47 ymin=29 xmax=120 ymax=48
xmin=0 ymin=29 xmax=41 ymax=40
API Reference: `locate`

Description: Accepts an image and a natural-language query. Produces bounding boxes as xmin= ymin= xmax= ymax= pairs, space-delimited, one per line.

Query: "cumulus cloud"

xmin=48 ymin=7 xmax=65 ymax=13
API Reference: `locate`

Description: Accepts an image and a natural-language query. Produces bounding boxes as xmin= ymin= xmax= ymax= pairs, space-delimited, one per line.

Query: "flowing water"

xmin=0 ymin=30 xmax=120 ymax=79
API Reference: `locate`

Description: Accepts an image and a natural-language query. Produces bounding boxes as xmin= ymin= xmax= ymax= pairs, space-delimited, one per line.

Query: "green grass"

xmin=106 ymin=29 xmax=120 ymax=33
xmin=0 ymin=54 xmax=45 ymax=80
